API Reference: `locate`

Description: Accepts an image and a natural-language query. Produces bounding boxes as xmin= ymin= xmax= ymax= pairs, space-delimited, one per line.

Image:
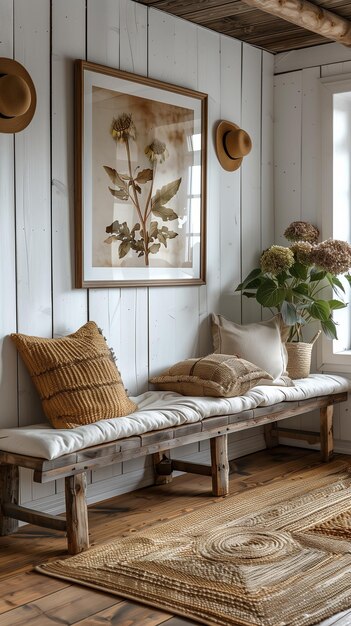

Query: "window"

xmin=321 ymin=75 xmax=351 ymax=371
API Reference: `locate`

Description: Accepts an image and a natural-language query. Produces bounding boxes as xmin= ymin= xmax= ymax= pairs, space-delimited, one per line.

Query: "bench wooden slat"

xmin=201 ymin=415 xmax=229 ymax=431
xmin=2 ymin=502 xmax=67 ymax=531
xmin=228 ymin=409 xmax=254 ymax=423
xmin=140 ymin=428 xmax=174 ymax=446
xmin=253 ymin=402 xmax=298 ymax=416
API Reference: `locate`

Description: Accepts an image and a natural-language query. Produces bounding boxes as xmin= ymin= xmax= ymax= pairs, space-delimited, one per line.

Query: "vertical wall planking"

xmin=119 ymin=0 xmax=148 ymax=76
xmin=15 ymin=0 xmax=52 ymax=503
xmin=218 ymin=36 xmax=242 ymax=325
xmin=15 ymin=0 xmax=52 ymax=427
xmin=197 ymin=27 xmax=221 ymax=355
xmin=261 ymin=52 xmax=275 ymax=252
xmin=51 ymin=0 xmax=88 ymax=338
xmin=118 ymin=0 xmax=149 ymax=395
xmin=50 ymin=0 xmax=88 ymax=498
xmin=86 ymin=0 xmax=120 ymax=484
xmin=301 ymin=67 xmax=322 ymax=231
xmin=148 ymin=10 xmax=202 ymax=375
xmin=86 ymin=0 xmax=120 ymax=379
xmin=0 ymin=0 xmax=17 ymax=428
xmin=274 ymin=71 xmax=303 ymax=244
xmin=241 ymin=44 xmax=262 ymax=324
xmin=261 ymin=52 xmax=275 ymax=321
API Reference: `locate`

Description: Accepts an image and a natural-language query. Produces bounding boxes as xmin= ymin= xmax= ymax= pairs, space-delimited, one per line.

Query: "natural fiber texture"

xmin=11 ymin=322 xmax=137 ymax=428
xmin=286 ymin=341 xmax=313 ymax=379
xmin=150 ymin=353 xmax=273 ymax=397
xmin=38 ymin=460 xmax=351 ymax=626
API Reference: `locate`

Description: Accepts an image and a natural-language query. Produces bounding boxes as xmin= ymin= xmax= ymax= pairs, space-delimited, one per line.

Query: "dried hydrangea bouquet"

xmin=236 ymin=221 xmax=351 ymax=376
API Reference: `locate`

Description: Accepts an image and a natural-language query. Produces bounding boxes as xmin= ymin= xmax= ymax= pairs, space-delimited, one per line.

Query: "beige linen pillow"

xmin=11 ymin=321 xmax=137 ymax=429
xmin=150 ymin=353 xmax=273 ymax=397
xmin=211 ymin=314 xmax=291 ymax=385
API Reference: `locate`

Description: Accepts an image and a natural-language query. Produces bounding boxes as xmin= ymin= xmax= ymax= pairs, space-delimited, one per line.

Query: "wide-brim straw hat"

xmin=0 ymin=58 xmax=36 ymax=133
xmin=215 ymin=120 xmax=252 ymax=171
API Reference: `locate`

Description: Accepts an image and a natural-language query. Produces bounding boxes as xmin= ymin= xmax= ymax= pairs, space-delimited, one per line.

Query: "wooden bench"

xmin=0 ymin=391 xmax=346 ymax=554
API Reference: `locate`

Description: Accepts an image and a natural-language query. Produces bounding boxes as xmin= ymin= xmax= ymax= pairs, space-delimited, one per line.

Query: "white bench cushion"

xmin=0 ymin=374 xmax=349 ymax=460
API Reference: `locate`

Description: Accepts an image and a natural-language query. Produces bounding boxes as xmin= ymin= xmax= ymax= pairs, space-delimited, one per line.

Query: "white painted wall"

xmin=274 ymin=43 xmax=351 ymax=448
xmin=0 ymin=0 xmax=274 ymax=512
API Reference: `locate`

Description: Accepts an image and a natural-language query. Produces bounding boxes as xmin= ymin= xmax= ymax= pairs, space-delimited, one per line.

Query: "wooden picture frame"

xmin=75 ymin=60 xmax=207 ymax=288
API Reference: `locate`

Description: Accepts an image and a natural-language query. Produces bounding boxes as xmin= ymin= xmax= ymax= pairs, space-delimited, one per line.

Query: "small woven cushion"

xmin=11 ymin=322 xmax=137 ymax=429
xmin=211 ymin=314 xmax=291 ymax=385
xmin=149 ymin=353 xmax=273 ymax=397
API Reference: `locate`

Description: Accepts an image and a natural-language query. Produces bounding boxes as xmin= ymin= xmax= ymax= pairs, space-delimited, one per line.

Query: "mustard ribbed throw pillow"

xmin=11 ymin=322 xmax=137 ymax=429
xmin=150 ymin=353 xmax=273 ymax=397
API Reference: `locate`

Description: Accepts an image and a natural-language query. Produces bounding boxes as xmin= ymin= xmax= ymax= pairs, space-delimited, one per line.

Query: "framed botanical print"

xmin=75 ymin=60 xmax=207 ymax=287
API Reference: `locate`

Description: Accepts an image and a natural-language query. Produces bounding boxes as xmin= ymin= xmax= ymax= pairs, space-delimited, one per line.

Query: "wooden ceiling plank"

xmin=241 ymin=0 xmax=351 ymax=46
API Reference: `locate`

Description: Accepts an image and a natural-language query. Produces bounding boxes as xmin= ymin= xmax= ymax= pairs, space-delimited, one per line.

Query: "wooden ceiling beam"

xmin=240 ymin=0 xmax=351 ymax=46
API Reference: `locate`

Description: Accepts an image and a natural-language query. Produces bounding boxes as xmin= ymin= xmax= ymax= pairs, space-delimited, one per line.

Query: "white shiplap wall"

xmin=274 ymin=44 xmax=351 ymax=446
xmin=0 ymin=0 xmax=274 ymax=513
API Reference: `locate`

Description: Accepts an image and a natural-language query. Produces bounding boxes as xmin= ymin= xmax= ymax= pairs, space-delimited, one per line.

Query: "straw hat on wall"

xmin=0 ymin=58 xmax=36 ymax=133
xmin=215 ymin=120 xmax=252 ymax=171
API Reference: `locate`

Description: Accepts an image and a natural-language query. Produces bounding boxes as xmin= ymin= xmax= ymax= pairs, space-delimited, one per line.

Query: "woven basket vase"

xmin=286 ymin=331 xmax=321 ymax=379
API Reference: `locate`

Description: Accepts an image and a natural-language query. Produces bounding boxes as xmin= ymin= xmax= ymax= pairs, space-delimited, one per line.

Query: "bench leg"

xmin=210 ymin=435 xmax=229 ymax=497
xmin=320 ymin=405 xmax=334 ymax=463
xmin=152 ymin=452 xmax=173 ymax=485
xmin=264 ymin=422 xmax=279 ymax=449
xmin=65 ymin=473 xmax=89 ymax=554
xmin=0 ymin=464 xmax=19 ymax=536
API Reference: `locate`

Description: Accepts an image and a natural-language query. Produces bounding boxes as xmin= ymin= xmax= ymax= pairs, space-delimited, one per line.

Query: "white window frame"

xmin=319 ymin=73 xmax=351 ymax=373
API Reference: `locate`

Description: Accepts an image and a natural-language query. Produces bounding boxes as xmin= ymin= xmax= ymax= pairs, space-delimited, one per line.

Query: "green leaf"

xmin=321 ymin=319 xmax=338 ymax=340
xmin=328 ymin=299 xmax=347 ymax=310
xmin=109 ymin=187 xmax=129 ymax=201
xmin=119 ymin=241 xmax=131 ymax=258
xmin=243 ymin=277 xmax=262 ymax=290
xmin=149 ymin=243 xmax=161 ymax=254
xmin=103 ymin=166 xmax=128 ymax=190
xmin=152 ymin=206 xmax=178 ymax=221
xmin=256 ymin=279 xmax=286 ymax=307
xmin=242 ymin=291 xmax=257 ymax=298
xmin=309 ymin=269 xmax=327 ymax=282
xmin=289 ymin=262 xmax=308 ymax=280
xmin=277 ymin=271 xmax=288 ymax=286
xmin=292 ymin=284 xmax=312 ymax=300
xmin=135 ymin=168 xmax=153 ymax=184
xmin=327 ymin=274 xmax=345 ymax=294
xmin=235 ymin=268 xmax=262 ymax=292
xmin=151 ymin=178 xmax=181 ymax=212
xmin=309 ymin=300 xmax=331 ymax=321
xmin=281 ymin=301 xmax=299 ymax=326
xmin=344 ymin=273 xmax=351 ymax=286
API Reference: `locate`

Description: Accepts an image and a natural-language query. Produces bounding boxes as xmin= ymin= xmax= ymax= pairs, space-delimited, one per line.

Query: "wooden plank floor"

xmin=1 ymin=446 xmax=351 ymax=625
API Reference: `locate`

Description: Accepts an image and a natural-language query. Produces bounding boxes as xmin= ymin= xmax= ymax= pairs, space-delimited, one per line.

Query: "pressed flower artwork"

xmin=75 ymin=61 xmax=207 ymax=287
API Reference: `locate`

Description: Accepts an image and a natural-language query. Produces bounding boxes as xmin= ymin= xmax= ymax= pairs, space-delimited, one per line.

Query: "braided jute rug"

xmin=37 ymin=460 xmax=351 ymax=626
